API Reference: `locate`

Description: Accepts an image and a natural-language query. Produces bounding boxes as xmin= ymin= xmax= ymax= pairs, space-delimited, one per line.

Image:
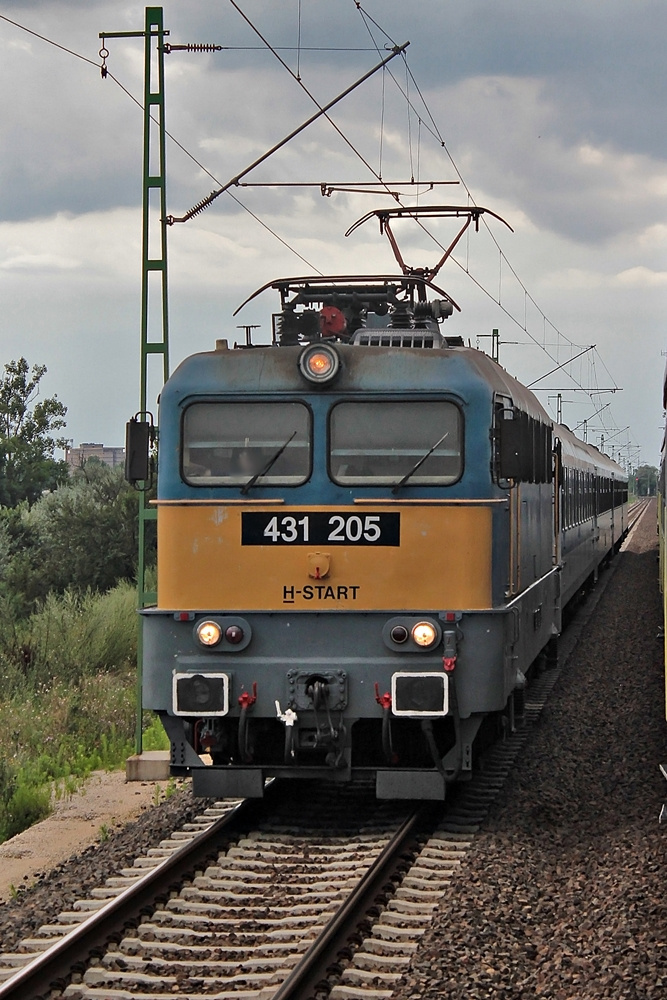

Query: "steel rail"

xmin=271 ymin=802 xmax=440 ymax=1000
xmin=627 ymin=497 xmax=650 ymax=532
xmin=0 ymin=786 xmax=280 ymax=1000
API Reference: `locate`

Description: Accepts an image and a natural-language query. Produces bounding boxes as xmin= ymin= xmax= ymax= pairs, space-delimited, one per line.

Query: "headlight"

xmin=298 ymin=343 xmax=340 ymax=383
xmin=196 ymin=620 xmax=222 ymax=647
xmin=411 ymin=621 xmax=438 ymax=648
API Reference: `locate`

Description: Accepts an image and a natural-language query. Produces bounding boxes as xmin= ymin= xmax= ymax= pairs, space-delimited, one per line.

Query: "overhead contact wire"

xmin=226 ymin=0 xmax=408 ymax=205
xmin=0 ymin=11 xmax=323 ymax=275
xmin=354 ymin=1 xmax=598 ymax=362
xmin=0 ymin=13 xmax=99 ymax=66
xmin=353 ymin=1 xmax=622 ymax=404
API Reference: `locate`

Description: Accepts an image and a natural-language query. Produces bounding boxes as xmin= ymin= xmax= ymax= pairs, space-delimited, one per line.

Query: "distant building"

xmin=65 ymin=442 xmax=125 ymax=471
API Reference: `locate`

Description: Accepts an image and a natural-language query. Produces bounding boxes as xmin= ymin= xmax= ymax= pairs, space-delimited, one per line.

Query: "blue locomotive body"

xmin=139 ymin=277 xmax=628 ymax=799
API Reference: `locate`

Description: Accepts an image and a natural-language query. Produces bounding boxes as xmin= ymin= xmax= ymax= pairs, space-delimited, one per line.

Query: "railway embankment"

xmin=393 ymin=499 xmax=666 ymax=1000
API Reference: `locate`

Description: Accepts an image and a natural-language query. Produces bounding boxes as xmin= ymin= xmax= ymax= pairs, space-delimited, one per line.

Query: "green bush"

xmin=142 ymin=714 xmax=170 ymax=751
xmin=0 ymin=580 xmax=146 ymax=843
xmin=0 ymin=780 xmax=51 ymax=842
xmin=19 ymin=582 xmax=137 ymax=687
xmin=0 ymin=760 xmax=51 ymax=842
xmin=9 ymin=464 xmax=142 ymax=607
xmin=0 ymin=451 xmax=161 ymax=844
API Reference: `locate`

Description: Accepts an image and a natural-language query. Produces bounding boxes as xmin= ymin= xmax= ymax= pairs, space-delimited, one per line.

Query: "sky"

xmin=0 ymin=0 xmax=665 ymax=470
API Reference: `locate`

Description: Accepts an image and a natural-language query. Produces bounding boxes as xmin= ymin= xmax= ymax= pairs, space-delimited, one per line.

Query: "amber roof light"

xmin=298 ymin=343 xmax=340 ymax=384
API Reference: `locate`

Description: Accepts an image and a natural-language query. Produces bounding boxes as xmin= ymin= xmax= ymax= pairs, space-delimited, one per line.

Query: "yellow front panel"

xmin=157 ymin=504 xmax=492 ymax=611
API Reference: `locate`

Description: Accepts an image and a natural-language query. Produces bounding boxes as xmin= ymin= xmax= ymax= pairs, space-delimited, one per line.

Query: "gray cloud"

xmin=0 ymin=0 xmax=663 ymax=464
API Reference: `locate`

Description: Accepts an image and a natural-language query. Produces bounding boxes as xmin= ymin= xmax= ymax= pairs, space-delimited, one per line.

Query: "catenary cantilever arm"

xmin=166 ymin=42 xmax=409 ymax=225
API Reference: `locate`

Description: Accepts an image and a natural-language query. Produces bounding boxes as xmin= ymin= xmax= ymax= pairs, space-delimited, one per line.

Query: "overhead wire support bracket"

xmin=235 ymin=180 xmax=459 ymax=200
xmin=98 ymin=30 xmax=222 ymax=77
xmin=526 ymin=345 xmax=598 ymax=388
xmin=533 ymin=387 xmax=621 ymax=393
xmin=99 ymin=29 xmax=170 ymax=39
xmin=166 ymin=41 xmax=409 ymax=225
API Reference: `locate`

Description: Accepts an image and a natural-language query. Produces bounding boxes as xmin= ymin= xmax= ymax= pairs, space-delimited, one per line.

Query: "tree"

xmin=0 ymin=358 xmax=69 ymax=506
xmin=0 ymin=462 xmax=147 ymax=616
xmin=633 ymin=464 xmax=658 ymax=497
xmin=20 ymin=462 xmax=142 ymax=603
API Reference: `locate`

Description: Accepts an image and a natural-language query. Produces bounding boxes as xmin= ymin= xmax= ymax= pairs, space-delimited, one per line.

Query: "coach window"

xmin=329 ymin=400 xmax=462 ymax=485
xmin=496 ymin=406 xmax=552 ymax=484
xmin=182 ymin=401 xmax=311 ymax=486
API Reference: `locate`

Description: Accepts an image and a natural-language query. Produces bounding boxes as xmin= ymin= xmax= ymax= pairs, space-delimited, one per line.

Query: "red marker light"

xmin=390 ymin=625 xmax=409 ymax=644
xmin=443 ymin=656 xmax=457 ymax=672
xmin=225 ymin=625 xmax=244 ymax=645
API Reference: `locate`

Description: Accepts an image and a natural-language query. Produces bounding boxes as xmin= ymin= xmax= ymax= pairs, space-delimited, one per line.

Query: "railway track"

xmin=0 ymin=678 xmax=558 ymax=1000
xmin=0 ymin=506 xmax=648 ymax=1000
xmin=627 ymin=496 xmax=651 ymax=530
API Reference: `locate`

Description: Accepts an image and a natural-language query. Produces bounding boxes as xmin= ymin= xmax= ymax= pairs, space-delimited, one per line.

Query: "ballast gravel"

xmin=0 ymin=785 xmax=212 ymax=954
xmin=392 ymin=503 xmax=667 ymax=1000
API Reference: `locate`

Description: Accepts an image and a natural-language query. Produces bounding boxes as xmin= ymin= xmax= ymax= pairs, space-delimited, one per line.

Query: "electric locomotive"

xmin=132 ymin=264 xmax=628 ymax=801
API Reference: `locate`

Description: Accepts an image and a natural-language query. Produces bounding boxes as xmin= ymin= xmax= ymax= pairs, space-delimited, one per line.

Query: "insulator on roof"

xmin=277 ymin=309 xmax=320 ymax=346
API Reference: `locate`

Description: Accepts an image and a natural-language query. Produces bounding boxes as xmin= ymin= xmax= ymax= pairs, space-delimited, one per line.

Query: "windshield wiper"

xmin=240 ymin=431 xmax=297 ymax=495
xmin=391 ymin=431 xmax=449 ymax=494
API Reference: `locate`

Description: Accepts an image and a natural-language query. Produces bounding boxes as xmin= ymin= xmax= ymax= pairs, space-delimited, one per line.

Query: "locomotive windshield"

xmin=182 ymin=402 xmax=311 ymax=486
xmin=329 ymin=400 xmax=462 ymax=485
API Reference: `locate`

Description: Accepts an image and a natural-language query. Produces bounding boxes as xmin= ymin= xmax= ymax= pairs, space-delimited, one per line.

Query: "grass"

xmin=20 ymin=583 xmax=139 ymax=686
xmin=142 ymin=714 xmax=170 ymax=752
xmin=0 ymin=580 xmax=169 ymax=844
xmin=0 ymin=760 xmax=51 ymax=842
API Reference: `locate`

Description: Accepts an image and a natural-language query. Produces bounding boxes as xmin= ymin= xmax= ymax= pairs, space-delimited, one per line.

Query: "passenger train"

xmin=130 ymin=244 xmax=628 ymax=801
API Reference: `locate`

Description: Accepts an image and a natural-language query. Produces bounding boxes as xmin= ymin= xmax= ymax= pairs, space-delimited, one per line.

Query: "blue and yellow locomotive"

xmin=137 ymin=272 xmax=628 ymax=800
